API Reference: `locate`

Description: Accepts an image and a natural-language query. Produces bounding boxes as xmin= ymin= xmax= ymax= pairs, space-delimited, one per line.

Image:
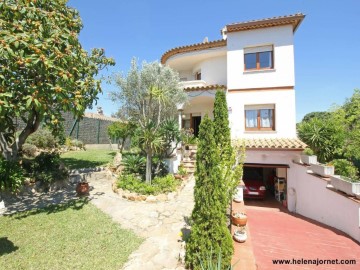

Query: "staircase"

xmin=181 ymin=145 xmax=197 ymax=174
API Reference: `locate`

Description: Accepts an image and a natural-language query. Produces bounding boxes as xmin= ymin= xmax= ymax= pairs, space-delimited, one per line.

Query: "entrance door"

xmin=192 ymin=116 xmax=201 ymax=137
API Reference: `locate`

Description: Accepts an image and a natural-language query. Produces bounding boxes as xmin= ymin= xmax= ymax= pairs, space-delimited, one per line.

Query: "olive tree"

xmin=110 ymin=59 xmax=187 ymax=184
xmin=0 ymin=0 xmax=115 ymax=160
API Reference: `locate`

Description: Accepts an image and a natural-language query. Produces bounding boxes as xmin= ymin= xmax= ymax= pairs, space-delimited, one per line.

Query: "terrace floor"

xmin=232 ymin=198 xmax=360 ymax=269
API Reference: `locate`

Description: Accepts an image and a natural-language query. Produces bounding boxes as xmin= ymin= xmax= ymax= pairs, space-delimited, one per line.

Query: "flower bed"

xmin=113 ymin=174 xmax=190 ymax=202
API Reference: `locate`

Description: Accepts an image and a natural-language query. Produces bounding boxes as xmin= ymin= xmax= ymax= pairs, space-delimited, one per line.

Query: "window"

xmin=244 ymin=45 xmax=273 ymax=70
xmin=195 ymin=71 xmax=201 ymax=80
xmin=245 ymin=105 xmax=275 ymax=131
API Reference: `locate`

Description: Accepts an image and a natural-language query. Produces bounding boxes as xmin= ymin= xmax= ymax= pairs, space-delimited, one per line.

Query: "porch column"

xmin=178 ymin=110 xmax=182 ymax=130
xmin=176 ymin=103 xmax=184 ymax=131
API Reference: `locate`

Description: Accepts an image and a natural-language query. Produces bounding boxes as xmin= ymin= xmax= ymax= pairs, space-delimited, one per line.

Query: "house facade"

xmin=162 ymin=14 xmax=307 ymax=207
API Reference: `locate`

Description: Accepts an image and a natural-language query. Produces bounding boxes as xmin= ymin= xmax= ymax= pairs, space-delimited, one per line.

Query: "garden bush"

xmin=332 ymin=159 xmax=359 ymax=180
xmin=31 ymin=152 xmax=69 ymax=184
xmin=26 ymin=128 xmax=58 ymax=149
xmin=64 ymin=137 xmax=85 ymax=150
xmin=117 ymin=174 xmax=179 ymax=195
xmin=122 ymin=154 xmax=146 ymax=175
xmin=0 ymin=158 xmax=25 ymax=192
xmin=22 ymin=143 xmax=38 ymax=157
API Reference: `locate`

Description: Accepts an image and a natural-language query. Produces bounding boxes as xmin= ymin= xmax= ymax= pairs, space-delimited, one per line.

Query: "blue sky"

xmin=67 ymin=0 xmax=360 ymax=122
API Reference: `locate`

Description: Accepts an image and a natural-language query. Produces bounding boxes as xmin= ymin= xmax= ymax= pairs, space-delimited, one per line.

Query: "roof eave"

xmin=225 ymin=13 xmax=305 ymax=34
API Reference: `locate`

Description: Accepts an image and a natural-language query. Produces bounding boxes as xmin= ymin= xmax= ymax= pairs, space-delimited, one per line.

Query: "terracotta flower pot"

xmin=231 ymin=212 xmax=248 ymax=226
xmin=76 ymin=182 xmax=89 ymax=196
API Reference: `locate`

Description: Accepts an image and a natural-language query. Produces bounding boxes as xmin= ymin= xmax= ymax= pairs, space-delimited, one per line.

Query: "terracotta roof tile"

xmin=184 ymin=84 xmax=226 ymax=92
xmin=242 ymin=138 xmax=307 ymax=150
xmin=224 ymin=13 xmax=305 ymax=33
xmin=161 ymin=39 xmax=226 ymax=64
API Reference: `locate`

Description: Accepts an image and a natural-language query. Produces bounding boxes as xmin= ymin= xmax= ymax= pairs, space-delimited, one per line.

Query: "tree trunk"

xmin=0 ymin=110 xmax=41 ymax=161
xmin=119 ymin=138 xmax=125 ymax=153
xmin=145 ymin=150 xmax=152 ymax=185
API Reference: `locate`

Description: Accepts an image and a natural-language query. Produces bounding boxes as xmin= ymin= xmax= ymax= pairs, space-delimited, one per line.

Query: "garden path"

xmin=87 ymin=172 xmax=194 ymax=270
xmin=1 ymin=171 xmax=194 ymax=270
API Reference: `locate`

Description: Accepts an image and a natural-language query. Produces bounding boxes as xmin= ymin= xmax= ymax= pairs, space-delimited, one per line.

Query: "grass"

xmin=0 ymin=199 xmax=143 ymax=270
xmin=60 ymin=150 xmax=116 ymax=169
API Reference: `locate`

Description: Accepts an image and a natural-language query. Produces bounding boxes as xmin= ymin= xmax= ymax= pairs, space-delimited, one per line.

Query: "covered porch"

xmin=177 ymin=86 xmax=225 ymax=136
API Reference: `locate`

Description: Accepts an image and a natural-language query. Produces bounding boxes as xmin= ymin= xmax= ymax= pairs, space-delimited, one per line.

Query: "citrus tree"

xmin=0 ymin=0 xmax=115 ymax=160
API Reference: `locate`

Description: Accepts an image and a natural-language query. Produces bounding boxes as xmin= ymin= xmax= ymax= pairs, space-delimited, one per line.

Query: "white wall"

xmin=227 ymin=89 xmax=296 ymax=138
xmin=288 ymin=163 xmax=360 ymax=242
xmin=227 ymin=25 xmax=295 ymax=90
xmin=245 ymin=149 xmax=300 ymax=166
xmin=192 ymin=56 xmax=227 ymax=85
xmin=183 ymin=95 xmax=215 ymax=119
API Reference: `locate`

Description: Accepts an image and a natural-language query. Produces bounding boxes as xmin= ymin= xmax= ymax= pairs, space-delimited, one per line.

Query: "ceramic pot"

xmin=76 ymin=182 xmax=89 ymax=196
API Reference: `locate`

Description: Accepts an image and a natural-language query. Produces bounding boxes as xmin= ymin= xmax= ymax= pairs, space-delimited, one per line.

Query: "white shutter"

xmin=245 ymin=104 xmax=275 ymax=110
xmin=244 ymin=45 xmax=273 ymax=54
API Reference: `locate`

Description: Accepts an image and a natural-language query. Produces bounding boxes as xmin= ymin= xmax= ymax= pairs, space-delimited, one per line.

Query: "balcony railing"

xmin=180 ymin=80 xmax=207 ymax=89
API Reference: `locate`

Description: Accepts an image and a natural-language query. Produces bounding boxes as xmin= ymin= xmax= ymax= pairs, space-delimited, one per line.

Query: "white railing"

xmin=180 ymin=80 xmax=207 ymax=89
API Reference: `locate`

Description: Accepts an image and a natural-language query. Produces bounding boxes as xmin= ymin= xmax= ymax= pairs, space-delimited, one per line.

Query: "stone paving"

xmin=1 ymin=171 xmax=194 ymax=270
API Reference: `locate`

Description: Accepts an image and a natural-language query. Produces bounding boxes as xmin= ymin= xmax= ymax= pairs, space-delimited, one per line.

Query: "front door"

xmin=192 ymin=116 xmax=201 ymax=137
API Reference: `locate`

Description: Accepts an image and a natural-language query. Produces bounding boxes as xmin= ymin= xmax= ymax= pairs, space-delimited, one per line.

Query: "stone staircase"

xmin=181 ymin=145 xmax=197 ymax=174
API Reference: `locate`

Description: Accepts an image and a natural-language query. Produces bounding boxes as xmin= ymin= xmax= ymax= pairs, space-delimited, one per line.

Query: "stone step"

xmin=185 ymin=167 xmax=196 ymax=173
xmin=182 ymin=164 xmax=195 ymax=169
xmin=182 ymin=160 xmax=196 ymax=164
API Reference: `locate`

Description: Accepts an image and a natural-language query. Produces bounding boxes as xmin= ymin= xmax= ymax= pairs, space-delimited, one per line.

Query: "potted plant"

xmin=181 ymin=128 xmax=197 ymax=150
xmin=301 ymin=148 xmax=317 ymax=165
xmin=178 ymin=166 xmax=188 ymax=180
xmin=231 ymin=212 xmax=247 ymax=226
xmin=233 ymin=226 xmax=247 ymax=243
xmin=76 ymin=175 xmax=90 ymax=196
xmin=233 ymin=184 xmax=244 ymax=203
xmin=330 ymin=175 xmax=360 ymax=196
xmin=310 ymin=163 xmax=334 ymax=177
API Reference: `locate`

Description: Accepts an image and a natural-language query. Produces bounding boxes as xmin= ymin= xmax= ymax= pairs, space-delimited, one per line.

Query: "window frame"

xmin=195 ymin=71 xmax=201 ymax=80
xmin=244 ymin=106 xmax=275 ymax=131
xmin=244 ymin=46 xmax=274 ymax=71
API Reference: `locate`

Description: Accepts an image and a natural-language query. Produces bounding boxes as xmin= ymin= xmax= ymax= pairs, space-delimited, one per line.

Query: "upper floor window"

xmin=245 ymin=104 xmax=275 ymax=131
xmin=195 ymin=71 xmax=201 ymax=80
xmin=244 ymin=45 xmax=273 ymax=71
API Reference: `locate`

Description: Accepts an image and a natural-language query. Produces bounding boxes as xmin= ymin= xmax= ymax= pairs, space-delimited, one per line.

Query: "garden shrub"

xmin=22 ymin=143 xmax=38 ymax=157
xmin=31 ymin=152 xmax=69 ymax=184
xmin=332 ymin=159 xmax=359 ymax=180
xmin=26 ymin=128 xmax=58 ymax=149
xmin=117 ymin=174 xmax=179 ymax=195
xmin=0 ymin=158 xmax=25 ymax=192
xmin=122 ymin=154 xmax=146 ymax=175
xmin=64 ymin=137 xmax=85 ymax=150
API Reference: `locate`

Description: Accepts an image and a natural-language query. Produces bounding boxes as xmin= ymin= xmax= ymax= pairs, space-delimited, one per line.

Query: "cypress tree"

xmin=185 ymin=115 xmax=233 ymax=270
xmin=213 ymin=90 xmax=238 ymax=206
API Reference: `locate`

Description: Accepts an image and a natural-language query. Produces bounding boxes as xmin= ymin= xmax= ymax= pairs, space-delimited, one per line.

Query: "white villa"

xmin=162 ymin=13 xmax=306 ymax=198
xmin=162 ymin=13 xmax=360 ymax=242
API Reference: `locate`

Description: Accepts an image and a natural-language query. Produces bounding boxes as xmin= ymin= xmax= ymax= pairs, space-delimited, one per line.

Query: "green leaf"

xmin=26 ymin=98 xmax=32 ymax=108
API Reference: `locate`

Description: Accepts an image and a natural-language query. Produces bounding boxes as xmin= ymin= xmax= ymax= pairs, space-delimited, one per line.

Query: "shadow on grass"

xmin=10 ymin=197 xmax=89 ymax=220
xmin=0 ymin=237 xmax=19 ymax=256
xmin=61 ymin=151 xmax=117 ymax=169
xmin=61 ymin=158 xmax=105 ymax=170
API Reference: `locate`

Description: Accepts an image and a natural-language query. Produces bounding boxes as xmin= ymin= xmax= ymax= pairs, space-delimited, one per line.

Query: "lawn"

xmin=60 ymin=149 xmax=116 ymax=169
xmin=0 ymin=199 xmax=143 ymax=270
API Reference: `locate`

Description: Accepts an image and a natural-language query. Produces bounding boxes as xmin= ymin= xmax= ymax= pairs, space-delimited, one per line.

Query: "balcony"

xmin=180 ymin=80 xmax=207 ymax=89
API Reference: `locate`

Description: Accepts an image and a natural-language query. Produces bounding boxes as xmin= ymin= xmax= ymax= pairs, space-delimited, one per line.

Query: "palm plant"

xmin=137 ymin=121 xmax=164 ymax=184
xmin=121 ymin=154 xmax=146 ymax=175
